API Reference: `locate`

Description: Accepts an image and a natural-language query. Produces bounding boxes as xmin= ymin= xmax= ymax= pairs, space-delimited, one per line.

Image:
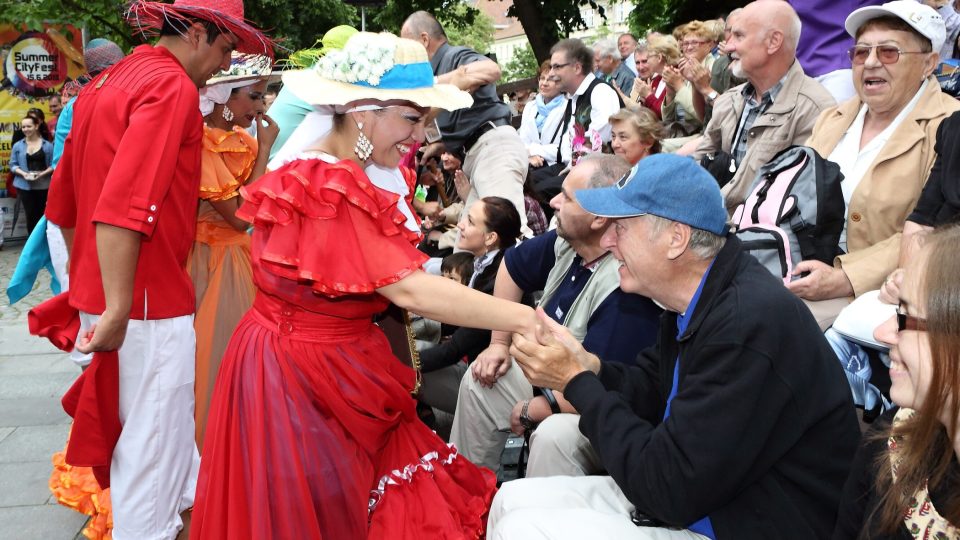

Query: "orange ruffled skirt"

xmin=188 ymin=219 xmax=255 ymax=450
xmin=49 ymin=428 xmax=112 ymax=539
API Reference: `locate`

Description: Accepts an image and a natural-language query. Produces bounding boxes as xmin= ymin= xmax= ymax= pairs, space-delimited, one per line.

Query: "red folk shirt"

xmin=46 ymin=45 xmax=202 ymax=320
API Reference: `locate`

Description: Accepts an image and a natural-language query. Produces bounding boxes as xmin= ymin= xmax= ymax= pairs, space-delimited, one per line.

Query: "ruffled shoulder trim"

xmin=200 ymin=126 xmax=258 ymax=201
xmin=238 ymin=157 xmax=427 ymax=296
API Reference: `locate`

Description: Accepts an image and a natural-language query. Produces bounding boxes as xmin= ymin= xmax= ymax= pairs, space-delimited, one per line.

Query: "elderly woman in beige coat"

xmin=792 ymin=1 xmax=960 ymax=327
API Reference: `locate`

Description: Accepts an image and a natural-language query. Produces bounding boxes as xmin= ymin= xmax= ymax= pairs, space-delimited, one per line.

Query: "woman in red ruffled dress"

xmin=190 ymin=32 xmax=537 ymax=540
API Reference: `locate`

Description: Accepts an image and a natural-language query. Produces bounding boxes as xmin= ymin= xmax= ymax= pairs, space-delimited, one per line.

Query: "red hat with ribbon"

xmin=125 ymin=0 xmax=274 ymax=58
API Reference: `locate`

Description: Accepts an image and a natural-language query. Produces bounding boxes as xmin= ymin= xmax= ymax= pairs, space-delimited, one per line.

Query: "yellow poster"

xmin=0 ymin=23 xmax=85 ymax=196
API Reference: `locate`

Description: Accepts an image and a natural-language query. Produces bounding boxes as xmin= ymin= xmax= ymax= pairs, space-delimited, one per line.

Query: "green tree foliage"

xmin=441 ymin=3 xmax=494 ymax=53
xmin=373 ymin=0 xmax=478 ymax=34
xmin=501 ymin=43 xmax=537 ymax=83
xmin=245 ymin=0 xmax=356 ymax=56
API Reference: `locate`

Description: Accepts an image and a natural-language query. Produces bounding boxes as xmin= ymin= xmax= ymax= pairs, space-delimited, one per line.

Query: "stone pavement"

xmin=0 ymin=242 xmax=88 ymax=539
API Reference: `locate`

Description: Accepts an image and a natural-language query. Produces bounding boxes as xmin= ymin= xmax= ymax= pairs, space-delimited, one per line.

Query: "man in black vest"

xmin=401 ymin=11 xmax=531 ymax=237
xmin=532 ymin=38 xmax=623 ymax=203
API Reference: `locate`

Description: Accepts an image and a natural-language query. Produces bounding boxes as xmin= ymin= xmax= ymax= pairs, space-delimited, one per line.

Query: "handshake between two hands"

xmin=472 ymin=307 xmax=600 ymax=392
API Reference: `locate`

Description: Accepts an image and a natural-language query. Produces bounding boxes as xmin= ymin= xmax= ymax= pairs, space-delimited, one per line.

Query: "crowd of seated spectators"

xmin=392 ymin=2 xmax=960 ymax=537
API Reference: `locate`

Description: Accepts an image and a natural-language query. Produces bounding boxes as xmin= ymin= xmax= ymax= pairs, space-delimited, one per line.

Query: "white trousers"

xmin=488 ymin=476 xmax=710 ymax=540
xmin=78 ymin=312 xmax=200 ymax=540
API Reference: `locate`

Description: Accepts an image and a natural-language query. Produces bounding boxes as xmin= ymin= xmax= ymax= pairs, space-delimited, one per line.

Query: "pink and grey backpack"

xmin=731 ymin=146 xmax=845 ymax=284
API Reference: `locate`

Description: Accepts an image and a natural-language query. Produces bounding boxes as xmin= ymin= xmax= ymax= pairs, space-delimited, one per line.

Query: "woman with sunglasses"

xmin=832 ymin=223 xmax=960 ymax=539
xmin=796 ymin=2 xmax=960 ymax=313
xmin=188 ymin=55 xmax=279 ymax=449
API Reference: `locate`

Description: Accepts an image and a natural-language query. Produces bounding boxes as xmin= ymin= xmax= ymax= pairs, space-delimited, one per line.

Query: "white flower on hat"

xmin=315 ymin=32 xmax=397 ymax=86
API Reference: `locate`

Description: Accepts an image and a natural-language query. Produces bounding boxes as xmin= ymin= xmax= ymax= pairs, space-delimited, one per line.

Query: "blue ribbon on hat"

xmin=354 ymin=61 xmax=434 ymax=89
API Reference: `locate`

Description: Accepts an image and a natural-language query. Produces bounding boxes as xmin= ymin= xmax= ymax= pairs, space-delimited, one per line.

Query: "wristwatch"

xmin=519 ymin=400 xmax=536 ymax=432
xmin=705 ymin=90 xmax=719 ymax=104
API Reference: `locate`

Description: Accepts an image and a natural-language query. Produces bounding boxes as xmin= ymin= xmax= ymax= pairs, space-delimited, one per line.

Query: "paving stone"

xmin=0 ymin=245 xmax=90 ymax=538
xmin=0 ymin=461 xmax=53 ymax=506
xmin=0 ymin=425 xmax=69 ymax=464
xmin=0 ymin=371 xmax=76 ymax=400
xmin=0 ymin=397 xmax=71 ymax=428
xmin=0 ymin=351 xmax=77 ymax=377
xmin=0 ymin=503 xmax=87 ymax=539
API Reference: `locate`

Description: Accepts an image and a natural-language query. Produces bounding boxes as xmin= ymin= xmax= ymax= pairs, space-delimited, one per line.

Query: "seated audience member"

xmin=797 ymin=1 xmax=960 ymax=328
xmin=687 ymin=11 xmax=746 ymax=127
xmin=441 ymin=251 xmax=474 ymax=284
xmin=419 ymin=197 xmax=522 ymax=416
xmin=536 ymin=39 xmax=623 ymax=193
xmin=909 ymin=110 xmax=960 ymax=230
xmin=451 ymin=154 xmax=661 ymax=473
xmin=629 ymin=36 xmax=681 ymax=119
xmin=661 ymin=20 xmax=718 ymax=145
xmin=523 ymin=175 xmax=549 ymax=237
xmin=519 ymin=60 xmax=566 ymax=169
xmin=419 ymin=151 xmax=467 ymax=256
xmin=609 ymin=107 xmax=666 ymax=166
xmin=710 ymin=9 xmax=747 ymax=96
xmin=413 ymin=251 xmax=475 ymax=351
xmin=489 ymin=154 xmax=859 ymax=539
xmin=594 ymin=38 xmax=636 ymax=96
xmin=832 ymin=224 xmax=960 ymax=539
xmin=826 ymin=107 xmax=960 ymax=417
xmin=693 ymin=0 xmax=835 ymax=213
xmin=926 ymin=0 xmax=960 ymax=59
xmin=619 ymin=33 xmax=640 ymax=76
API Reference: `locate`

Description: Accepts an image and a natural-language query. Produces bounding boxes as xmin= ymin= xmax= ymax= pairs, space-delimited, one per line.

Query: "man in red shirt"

xmin=45 ymin=1 xmax=272 ymax=538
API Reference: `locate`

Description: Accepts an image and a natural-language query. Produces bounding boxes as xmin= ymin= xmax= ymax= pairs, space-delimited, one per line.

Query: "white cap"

xmin=845 ymin=1 xmax=945 ymax=53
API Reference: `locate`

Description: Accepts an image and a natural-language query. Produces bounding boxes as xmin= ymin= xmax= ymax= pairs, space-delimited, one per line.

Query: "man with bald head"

xmin=693 ymin=0 xmax=835 ymax=213
xmin=401 ymin=10 xmax=531 ymax=238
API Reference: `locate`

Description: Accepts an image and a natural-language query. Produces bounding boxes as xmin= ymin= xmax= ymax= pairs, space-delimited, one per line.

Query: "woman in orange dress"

xmin=189 ymin=55 xmax=279 ymax=449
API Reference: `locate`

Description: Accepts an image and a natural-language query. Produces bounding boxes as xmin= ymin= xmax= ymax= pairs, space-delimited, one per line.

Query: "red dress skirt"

xmin=190 ymin=158 xmax=496 ymax=540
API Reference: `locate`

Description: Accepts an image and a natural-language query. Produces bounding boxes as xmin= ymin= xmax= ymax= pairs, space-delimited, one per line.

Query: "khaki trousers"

xmin=526 ymin=413 xmax=602 ymax=477
xmin=461 ymin=125 xmax=531 ymax=238
xmin=449 ymin=360 xmax=532 ymax=470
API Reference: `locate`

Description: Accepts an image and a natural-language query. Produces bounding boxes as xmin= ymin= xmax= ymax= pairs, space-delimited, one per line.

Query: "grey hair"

xmin=578 ymin=153 xmax=632 ymax=189
xmin=645 ymin=215 xmax=727 ymax=259
xmin=593 ymin=39 xmax=620 ymax=61
xmin=403 ymin=11 xmax=447 ymax=40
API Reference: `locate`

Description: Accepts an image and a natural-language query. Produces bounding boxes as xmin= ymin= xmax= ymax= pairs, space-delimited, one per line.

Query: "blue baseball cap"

xmin=575 ymin=154 xmax=728 ymax=235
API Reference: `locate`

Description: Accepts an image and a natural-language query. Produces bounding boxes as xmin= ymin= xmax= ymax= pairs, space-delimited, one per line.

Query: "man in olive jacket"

xmin=488 ymin=154 xmax=859 ymax=540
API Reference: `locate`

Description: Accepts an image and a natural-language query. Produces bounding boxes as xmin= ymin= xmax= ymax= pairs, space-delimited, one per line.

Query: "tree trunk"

xmin=511 ymin=0 xmax=561 ymax=64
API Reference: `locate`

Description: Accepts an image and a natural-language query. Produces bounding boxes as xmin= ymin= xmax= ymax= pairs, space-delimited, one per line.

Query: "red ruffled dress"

xmin=190 ymin=156 xmax=497 ymax=540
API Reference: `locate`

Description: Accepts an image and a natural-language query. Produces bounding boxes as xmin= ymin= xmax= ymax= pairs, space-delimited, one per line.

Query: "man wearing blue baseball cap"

xmin=488 ymin=154 xmax=860 ymax=539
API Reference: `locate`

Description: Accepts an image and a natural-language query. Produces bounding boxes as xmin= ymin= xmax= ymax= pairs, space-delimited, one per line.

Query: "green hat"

xmin=287 ymin=25 xmax=359 ymax=69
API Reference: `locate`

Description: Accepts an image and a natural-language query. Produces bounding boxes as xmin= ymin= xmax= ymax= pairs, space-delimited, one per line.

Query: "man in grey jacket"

xmin=692 ymin=0 xmax=835 ymax=213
